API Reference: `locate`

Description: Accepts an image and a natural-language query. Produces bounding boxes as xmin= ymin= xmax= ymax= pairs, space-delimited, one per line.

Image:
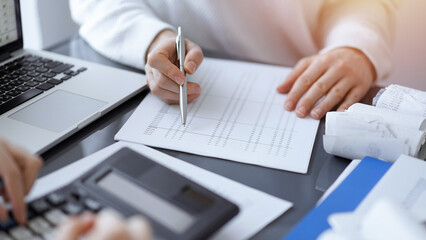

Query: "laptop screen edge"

xmin=0 ymin=0 xmax=23 ymax=57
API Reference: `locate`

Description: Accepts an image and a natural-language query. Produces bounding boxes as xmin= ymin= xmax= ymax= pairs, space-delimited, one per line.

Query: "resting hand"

xmin=277 ymin=47 xmax=376 ymax=119
xmin=145 ymin=29 xmax=204 ymax=104
xmin=57 ymin=210 xmax=152 ymax=240
xmin=0 ymin=138 xmax=42 ymax=224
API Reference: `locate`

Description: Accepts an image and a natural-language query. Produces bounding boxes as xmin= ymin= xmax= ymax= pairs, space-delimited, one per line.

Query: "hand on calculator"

xmin=0 ymin=137 xmax=153 ymax=240
xmin=57 ymin=210 xmax=152 ymax=240
xmin=0 ymin=138 xmax=43 ymax=225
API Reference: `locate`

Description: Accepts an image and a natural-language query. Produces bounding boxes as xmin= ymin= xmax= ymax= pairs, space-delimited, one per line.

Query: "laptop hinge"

xmin=0 ymin=52 xmax=12 ymax=63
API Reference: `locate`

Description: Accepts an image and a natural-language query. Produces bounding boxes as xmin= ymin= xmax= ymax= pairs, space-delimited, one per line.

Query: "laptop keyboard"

xmin=0 ymin=54 xmax=87 ymax=115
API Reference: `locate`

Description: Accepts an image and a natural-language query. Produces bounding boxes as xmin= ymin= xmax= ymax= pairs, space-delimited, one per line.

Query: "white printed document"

xmin=116 ymin=58 xmax=319 ymax=173
xmin=323 ymin=103 xmax=426 ymax=161
xmin=29 ymin=142 xmax=293 ymax=240
xmin=374 ymin=84 xmax=426 ymax=117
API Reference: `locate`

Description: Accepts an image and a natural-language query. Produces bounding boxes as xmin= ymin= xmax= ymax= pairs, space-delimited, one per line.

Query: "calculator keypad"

xmin=9 ymin=226 xmax=34 ymax=240
xmin=27 ymin=217 xmax=52 ymax=235
xmin=61 ymin=202 xmax=84 ymax=215
xmin=0 ymin=187 xmax=103 ymax=240
xmin=44 ymin=209 xmax=68 ymax=226
xmin=46 ymin=193 xmax=66 ymax=206
xmin=30 ymin=199 xmax=49 ymax=214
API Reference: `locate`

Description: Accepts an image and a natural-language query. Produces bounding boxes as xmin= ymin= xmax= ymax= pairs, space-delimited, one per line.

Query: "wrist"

xmin=340 ymin=47 xmax=377 ymax=81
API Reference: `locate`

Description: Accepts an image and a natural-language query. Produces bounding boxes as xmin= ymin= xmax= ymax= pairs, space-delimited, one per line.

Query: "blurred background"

xmin=20 ymin=0 xmax=426 ymax=91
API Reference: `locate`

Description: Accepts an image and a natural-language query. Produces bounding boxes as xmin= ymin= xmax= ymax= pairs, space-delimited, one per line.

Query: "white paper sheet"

xmin=28 ymin=142 xmax=292 ymax=240
xmin=348 ymin=103 xmax=426 ymax=131
xmin=374 ymin=84 xmax=426 ymax=117
xmin=115 ymin=58 xmax=319 ymax=173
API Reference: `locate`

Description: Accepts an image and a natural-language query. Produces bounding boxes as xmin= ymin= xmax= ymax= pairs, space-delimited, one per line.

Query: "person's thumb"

xmin=184 ymin=40 xmax=204 ymax=74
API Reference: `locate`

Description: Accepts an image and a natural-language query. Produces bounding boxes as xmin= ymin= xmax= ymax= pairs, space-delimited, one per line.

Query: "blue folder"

xmin=283 ymin=157 xmax=392 ymax=240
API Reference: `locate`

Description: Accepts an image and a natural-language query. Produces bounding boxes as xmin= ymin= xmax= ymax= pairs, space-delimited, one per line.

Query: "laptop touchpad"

xmin=9 ymin=90 xmax=107 ymax=133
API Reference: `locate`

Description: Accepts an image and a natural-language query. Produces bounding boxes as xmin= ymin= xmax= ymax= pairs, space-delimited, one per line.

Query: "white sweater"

xmin=70 ymin=0 xmax=399 ymax=80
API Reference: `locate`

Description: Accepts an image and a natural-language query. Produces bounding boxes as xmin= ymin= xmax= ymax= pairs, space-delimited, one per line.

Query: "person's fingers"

xmin=188 ymin=93 xmax=201 ymax=104
xmin=284 ymin=60 xmax=328 ymax=111
xmin=184 ymin=40 xmax=204 ymax=74
xmin=2 ymin=159 xmax=25 ymax=224
xmin=152 ymin=69 xmax=180 ymax=93
xmin=187 ymin=82 xmax=201 ymax=95
xmin=310 ymin=78 xmax=354 ymax=119
xmin=127 ymin=216 xmax=153 ymax=240
xmin=145 ymin=64 xmax=154 ymax=89
xmin=0 ymin=140 xmax=26 ymax=224
xmin=166 ymin=82 xmax=201 ymax=104
xmin=150 ymin=83 xmax=179 ymax=103
xmin=0 ymin=204 xmax=7 ymax=222
xmin=4 ymin=141 xmax=43 ymax=194
xmin=151 ymin=79 xmax=201 ymax=104
xmin=86 ymin=210 xmax=131 ymax=240
xmin=147 ymin=65 xmax=176 ymax=101
xmin=277 ymin=57 xmax=311 ymax=94
xmin=337 ymin=86 xmax=369 ymax=112
xmin=1 ymin=187 xmax=9 ymax=202
xmin=56 ymin=213 xmax=95 ymax=240
xmin=148 ymin=51 xmax=185 ymax=85
xmin=22 ymin=155 xmax=42 ymax=195
xmin=295 ymin=68 xmax=343 ymax=118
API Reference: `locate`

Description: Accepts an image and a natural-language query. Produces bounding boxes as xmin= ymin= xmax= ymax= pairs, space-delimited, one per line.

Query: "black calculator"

xmin=0 ymin=148 xmax=239 ymax=240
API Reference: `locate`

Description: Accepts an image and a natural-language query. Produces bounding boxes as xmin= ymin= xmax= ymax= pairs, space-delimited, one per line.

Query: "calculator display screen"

xmin=97 ymin=171 xmax=195 ymax=233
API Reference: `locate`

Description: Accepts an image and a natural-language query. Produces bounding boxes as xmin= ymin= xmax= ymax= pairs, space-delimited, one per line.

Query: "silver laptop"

xmin=0 ymin=0 xmax=146 ymax=154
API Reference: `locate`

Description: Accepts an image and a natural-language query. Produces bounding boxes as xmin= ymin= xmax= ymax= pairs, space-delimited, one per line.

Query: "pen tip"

xmin=182 ymin=123 xmax=186 ymax=127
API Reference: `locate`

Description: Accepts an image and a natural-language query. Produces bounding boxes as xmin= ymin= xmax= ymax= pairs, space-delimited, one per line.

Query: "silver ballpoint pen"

xmin=176 ymin=26 xmax=187 ymax=126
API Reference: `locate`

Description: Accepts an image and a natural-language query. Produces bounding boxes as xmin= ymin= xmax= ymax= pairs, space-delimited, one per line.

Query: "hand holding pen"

xmin=144 ymin=28 xmax=204 ymax=110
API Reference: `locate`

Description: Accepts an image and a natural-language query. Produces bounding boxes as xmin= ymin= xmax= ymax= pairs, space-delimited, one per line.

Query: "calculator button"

xmin=29 ymin=236 xmax=43 ymax=240
xmin=9 ymin=226 xmax=34 ymax=240
xmin=83 ymin=198 xmax=102 ymax=212
xmin=46 ymin=193 xmax=65 ymax=206
xmin=44 ymin=209 xmax=68 ymax=226
xmin=26 ymin=209 xmax=35 ymax=220
xmin=0 ymin=232 xmax=13 ymax=240
xmin=62 ymin=202 xmax=83 ymax=215
xmin=30 ymin=199 xmax=50 ymax=214
xmin=28 ymin=217 xmax=52 ymax=234
xmin=42 ymin=231 xmax=55 ymax=240
xmin=71 ymin=188 xmax=87 ymax=200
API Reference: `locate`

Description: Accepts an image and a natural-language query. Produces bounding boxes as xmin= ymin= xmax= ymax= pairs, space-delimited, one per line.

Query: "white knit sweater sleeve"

xmin=69 ymin=0 xmax=175 ymax=69
xmin=318 ymin=0 xmax=400 ymax=80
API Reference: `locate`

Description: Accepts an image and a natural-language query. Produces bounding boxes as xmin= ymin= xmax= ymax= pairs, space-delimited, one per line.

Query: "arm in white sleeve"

xmin=317 ymin=0 xmax=400 ymax=80
xmin=69 ymin=0 xmax=175 ymax=69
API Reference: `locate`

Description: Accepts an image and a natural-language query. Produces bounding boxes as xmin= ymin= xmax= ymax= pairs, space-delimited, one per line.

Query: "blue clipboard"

xmin=283 ymin=157 xmax=392 ymax=240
